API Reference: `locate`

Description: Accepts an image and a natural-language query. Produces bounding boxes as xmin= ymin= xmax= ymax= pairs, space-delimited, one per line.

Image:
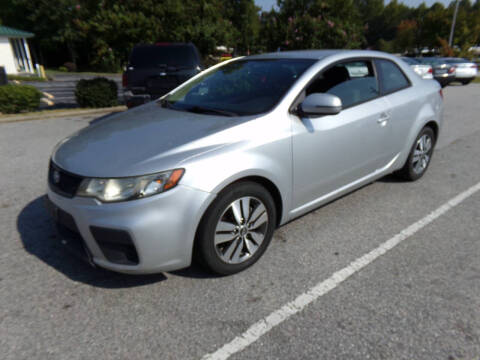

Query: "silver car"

xmin=46 ymin=50 xmax=443 ymax=275
xmin=442 ymin=57 xmax=478 ymax=85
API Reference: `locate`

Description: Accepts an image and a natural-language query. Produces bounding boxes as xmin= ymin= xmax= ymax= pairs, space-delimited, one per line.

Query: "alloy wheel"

xmin=412 ymin=134 xmax=432 ymax=175
xmin=214 ymin=197 xmax=269 ymax=264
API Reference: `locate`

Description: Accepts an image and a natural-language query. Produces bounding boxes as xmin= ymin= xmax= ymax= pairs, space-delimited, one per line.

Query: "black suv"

xmin=123 ymin=43 xmax=203 ymax=108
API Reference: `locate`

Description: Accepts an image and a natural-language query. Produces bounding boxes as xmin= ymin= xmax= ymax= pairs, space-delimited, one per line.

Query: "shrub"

xmin=75 ymin=77 xmax=118 ymax=108
xmin=0 ymin=84 xmax=42 ymax=114
xmin=58 ymin=66 xmax=68 ymax=72
xmin=63 ymin=62 xmax=77 ymax=72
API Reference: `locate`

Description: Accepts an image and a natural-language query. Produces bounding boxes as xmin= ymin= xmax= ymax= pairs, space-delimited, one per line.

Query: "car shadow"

xmin=17 ymin=196 xmax=167 ymax=288
xmin=377 ymin=173 xmax=409 ymax=183
xmin=170 ymin=263 xmax=223 ymax=279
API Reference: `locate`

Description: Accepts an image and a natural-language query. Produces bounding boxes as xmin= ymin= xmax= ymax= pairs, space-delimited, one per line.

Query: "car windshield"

xmin=161 ymin=59 xmax=315 ymax=116
xmin=402 ymin=57 xmax=419 ymax=65
xmin=130 ymin=45 xmax=198 ymax=68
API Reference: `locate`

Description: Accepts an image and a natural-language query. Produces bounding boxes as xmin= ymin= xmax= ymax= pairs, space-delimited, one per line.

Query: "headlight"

xmin=76 ymin=169 xmax=184 ymax=202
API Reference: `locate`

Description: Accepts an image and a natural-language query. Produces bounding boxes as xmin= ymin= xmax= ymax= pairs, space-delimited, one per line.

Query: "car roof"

xmin=246 ymin=49 xmax=396 ymax=61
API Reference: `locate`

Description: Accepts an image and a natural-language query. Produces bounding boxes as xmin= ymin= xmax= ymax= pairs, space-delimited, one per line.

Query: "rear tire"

xmin=397 ymin=126 xmax=436 ymax=181
xmin=195 ymin=181 xmax=276 ymax=275
xmin=461 ymin=79 xmax=471 ymax=85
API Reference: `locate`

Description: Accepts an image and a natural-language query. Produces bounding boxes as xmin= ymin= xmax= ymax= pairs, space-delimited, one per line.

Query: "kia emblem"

xmin=53 ymin=170 xmax=61 ymax=184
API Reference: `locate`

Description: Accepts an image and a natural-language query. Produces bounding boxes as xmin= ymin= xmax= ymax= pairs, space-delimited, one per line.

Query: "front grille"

xmin=48 ymin=161 xmax=84 ymax=198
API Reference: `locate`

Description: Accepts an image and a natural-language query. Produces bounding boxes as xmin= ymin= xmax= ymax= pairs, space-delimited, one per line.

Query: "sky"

xmin=255 ymin=0 xmax=453 ymax=11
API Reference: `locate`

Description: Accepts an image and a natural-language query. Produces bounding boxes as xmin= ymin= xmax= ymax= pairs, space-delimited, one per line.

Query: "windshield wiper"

xmin=160 ymin=101 xmax=238 ymax=117
xmin=185 ymin=106 xmax=238 ymax=117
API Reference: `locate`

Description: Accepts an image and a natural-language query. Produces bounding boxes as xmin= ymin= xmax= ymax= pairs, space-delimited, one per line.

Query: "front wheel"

xmin=461 ymin=79 xmax=471 ymax=85
xmin=397 ymin=126 xmax=436 ymax=181
xmin=195 ymin=182 xmax=277 ymax=275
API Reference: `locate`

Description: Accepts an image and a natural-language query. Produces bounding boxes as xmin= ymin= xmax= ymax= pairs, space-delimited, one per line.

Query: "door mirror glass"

xmin=299 ymin=93 xmax=342 ymax=116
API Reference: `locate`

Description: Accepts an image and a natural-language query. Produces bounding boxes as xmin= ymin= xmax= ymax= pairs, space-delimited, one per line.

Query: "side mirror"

xmin=299 ymin=93 xmax=342 ymax=116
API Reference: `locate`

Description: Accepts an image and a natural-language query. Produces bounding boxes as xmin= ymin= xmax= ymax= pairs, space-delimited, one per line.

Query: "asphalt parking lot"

xmin=1 ymin=84 xmax=479 ymax=360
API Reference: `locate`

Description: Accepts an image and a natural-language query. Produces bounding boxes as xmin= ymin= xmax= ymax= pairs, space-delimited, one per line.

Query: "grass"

xmin=7 ymin=74 xmax=48 ymax=82
xmin=472 ymin=77 xmax=480 ymax=84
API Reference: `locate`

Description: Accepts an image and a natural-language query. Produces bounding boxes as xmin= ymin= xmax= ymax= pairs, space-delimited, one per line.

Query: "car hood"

xmin=52 ymin=101 xmax=253 ymax=177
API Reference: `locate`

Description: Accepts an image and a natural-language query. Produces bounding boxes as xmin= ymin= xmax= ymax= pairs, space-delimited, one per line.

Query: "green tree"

xmin=223 ymin=0 xmax=261 ymax=54
xmin=273 ymin=0 xmax=364 ymax=50
xmin=357 ymin=0 xmax=385 ymax=48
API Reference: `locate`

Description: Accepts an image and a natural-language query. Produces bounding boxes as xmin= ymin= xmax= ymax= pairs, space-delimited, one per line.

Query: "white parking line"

xmin=201 ymin=181 xmax=480 ymax=360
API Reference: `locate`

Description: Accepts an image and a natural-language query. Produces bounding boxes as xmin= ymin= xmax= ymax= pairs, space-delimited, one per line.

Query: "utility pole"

xmin=448 ymin=0 xmax=460 ymax=47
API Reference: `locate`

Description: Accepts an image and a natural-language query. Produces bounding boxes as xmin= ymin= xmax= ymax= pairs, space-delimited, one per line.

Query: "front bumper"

xmin=46 ymin=185 xmax=215 ymax=274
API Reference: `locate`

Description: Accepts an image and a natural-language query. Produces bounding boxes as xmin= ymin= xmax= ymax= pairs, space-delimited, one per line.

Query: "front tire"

xmin=461 ymin=79 xmax=471 ymax=85
xmin=397 ymin=126 xmax=436 ymax=181
xmin=195 ymin=181 xmax=277 ymax=275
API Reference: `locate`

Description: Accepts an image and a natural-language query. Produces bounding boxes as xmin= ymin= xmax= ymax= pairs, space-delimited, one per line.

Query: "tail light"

xmin=427 ymin=67 xmax=433 ymax=73
xmin=122 ymin=73 xmax=127 ymax=87
xmin=448 ymin=66 xmax=455 ymax=74
xmin=471 ymin=64 xmax=478 ymax=69
xmin=439 ymin=89 xmax=443 ymax=100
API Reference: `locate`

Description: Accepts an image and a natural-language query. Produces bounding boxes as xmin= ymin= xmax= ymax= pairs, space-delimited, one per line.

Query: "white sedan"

xmin=443 ymin=57 xmax=478 ymax=85
xmin=401 ymin=57 xmax=434 ymax=80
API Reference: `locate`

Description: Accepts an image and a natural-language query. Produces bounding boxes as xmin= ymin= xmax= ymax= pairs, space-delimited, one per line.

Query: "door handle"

xmin=377 ymin=113 xmax=390 ymax=126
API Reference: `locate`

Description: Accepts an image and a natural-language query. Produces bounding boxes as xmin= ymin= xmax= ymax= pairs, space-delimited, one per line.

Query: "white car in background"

xmin=401 ymin=57 xmax=433 ymax=80
xmin=443 ymin=58 xmax=478 ymax=85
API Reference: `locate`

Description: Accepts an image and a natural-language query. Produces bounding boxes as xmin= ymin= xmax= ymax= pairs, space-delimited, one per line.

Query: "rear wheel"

xmin=195 ymin=182 xmax=276 ymax=275
xmin=461 ymin=79 xmax=471 ymax=85
xmin=397 ymin=126 xmax=436 ymax=181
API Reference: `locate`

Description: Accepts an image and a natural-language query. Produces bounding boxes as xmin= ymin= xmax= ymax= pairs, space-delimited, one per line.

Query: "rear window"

xmin=417 ymin=58 xmax=436 ymax=65
xmin=401 ymin=57 xmax=418 ymax=65
xmin=129 ymin=45 xmax=198 ymax=68
xmin=376 ymin=59 xmax=410 ymax=94
xmin=445 ymin=58 xmax=468 ymax=64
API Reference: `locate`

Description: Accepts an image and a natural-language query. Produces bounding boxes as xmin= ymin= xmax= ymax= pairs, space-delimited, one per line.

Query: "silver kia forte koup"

xmin=46 ymin=50 xmax=443 ymax=275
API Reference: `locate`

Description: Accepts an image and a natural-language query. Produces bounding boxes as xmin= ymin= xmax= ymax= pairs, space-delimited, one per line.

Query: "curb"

xmin=0 ymin=106 xmax=127 ymax=124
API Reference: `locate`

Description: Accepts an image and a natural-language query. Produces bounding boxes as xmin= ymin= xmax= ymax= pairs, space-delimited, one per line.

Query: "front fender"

xmin=179 ymin=142 xmax=292 ymax=225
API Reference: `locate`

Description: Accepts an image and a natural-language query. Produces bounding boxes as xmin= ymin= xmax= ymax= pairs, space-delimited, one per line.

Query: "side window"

xmin=305 ymin=60 xmax=379 ymax=108
xmin=376 ymin=59 xmax=410 ymax=94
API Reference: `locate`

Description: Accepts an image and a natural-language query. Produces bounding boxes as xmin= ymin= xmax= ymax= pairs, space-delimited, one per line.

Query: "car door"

xmin=290 ymin=59 xmax=395 ymax=210
xmin=374 ymin=58 xmax=417 ymax=156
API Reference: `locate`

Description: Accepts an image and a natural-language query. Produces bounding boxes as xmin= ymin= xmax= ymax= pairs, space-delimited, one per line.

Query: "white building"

xmin=0 ymin=25 xmax=35 ymax=75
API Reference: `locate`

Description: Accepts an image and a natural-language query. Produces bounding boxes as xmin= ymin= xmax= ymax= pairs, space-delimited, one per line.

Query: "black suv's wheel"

xmin=397 ymin=126 xmax=436 ymax=181
xmin=195 ymin=181 xmax=276 ymax=275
